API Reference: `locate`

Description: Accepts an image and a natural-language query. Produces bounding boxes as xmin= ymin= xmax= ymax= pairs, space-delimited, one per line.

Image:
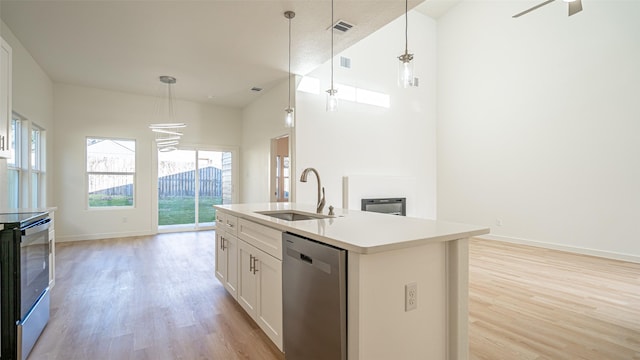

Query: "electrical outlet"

xmin=405 ymin=282 xmax=417 ymax=312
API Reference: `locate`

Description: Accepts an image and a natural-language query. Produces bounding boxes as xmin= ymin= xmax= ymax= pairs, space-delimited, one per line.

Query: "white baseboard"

xmin=57 ymin=230 xmax=155 ymax=243
xmin=479 ymin=233 xmax=640 ymax=264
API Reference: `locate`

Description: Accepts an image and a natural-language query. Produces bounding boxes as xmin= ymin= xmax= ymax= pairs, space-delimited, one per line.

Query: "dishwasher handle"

xmin=285 ymin=247 xmax=332 ymax=274
xmin=300 ymin=253 xmax=313 ymax=264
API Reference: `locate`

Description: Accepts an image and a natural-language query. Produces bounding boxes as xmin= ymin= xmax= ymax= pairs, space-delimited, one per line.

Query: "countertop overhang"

xmin=215 ymin=203 xmax=489 ymax=254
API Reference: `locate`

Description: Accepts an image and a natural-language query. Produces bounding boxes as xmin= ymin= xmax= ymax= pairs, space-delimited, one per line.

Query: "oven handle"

xmin=22 ymin=218 xmax=51 ymax=236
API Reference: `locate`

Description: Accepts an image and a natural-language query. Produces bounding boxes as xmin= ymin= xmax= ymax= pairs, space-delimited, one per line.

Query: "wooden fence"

xmin=158 ymin=166 xmax=223 ymax=197
xmin=90 ymin=166 xmax=223 ymax=198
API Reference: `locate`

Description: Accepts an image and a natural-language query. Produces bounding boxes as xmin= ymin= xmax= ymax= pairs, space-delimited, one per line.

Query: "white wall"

xmin=437 ymin=1 xmax=640 ymax=260
xmin=241 ymin=78 xmax=295 ymax=203
xmin=53 ymin=84 xmax=242 ymax=241
xmin=1 ymin=20 xmax=54 ymax=207
xmin=296 ymin=11 xmax=437 ymax=218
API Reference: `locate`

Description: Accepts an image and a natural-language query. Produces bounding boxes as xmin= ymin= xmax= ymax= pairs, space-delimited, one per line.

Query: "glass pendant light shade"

xmin=326 ymin=89 xmax=338 ymax=112
xmin=284 ymin=11 xmax=296 ymax=128
xmin=398 ymin=53 xmax=415 ymax=88
xmin=285 ymin=107 xmax=295 ymax=128
xmin=397 ymin=0 xmax=415 ymax=88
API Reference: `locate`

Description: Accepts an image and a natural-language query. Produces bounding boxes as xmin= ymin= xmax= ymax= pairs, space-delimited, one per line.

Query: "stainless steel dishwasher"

xmin=282 ymin=232 xmax=347 ymax=360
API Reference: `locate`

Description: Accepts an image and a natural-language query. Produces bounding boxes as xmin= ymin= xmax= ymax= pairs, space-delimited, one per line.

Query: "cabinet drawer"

xmin=216 ymin=211 xmax=238 ymax=236
xmin=238 ymin=219 xmax=282 ymax=260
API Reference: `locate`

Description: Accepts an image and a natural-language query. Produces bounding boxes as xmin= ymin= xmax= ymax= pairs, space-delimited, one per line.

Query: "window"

xmin=356 ymin=88 xmax=390 ymax=108
xmin=299 ymin=76 xmax=390 ymax=109
xmin=30 ymin=125 xmax=45 ymax=208
xmin=86 ymin=138 xmax=136 ymax=208
xmin=297 ymin=76 xmax=320 ymax=94
xmin=7 ymin=116 xmax=21 ymax=208
xmin=7 ymin=114 xmax=46 ymax=209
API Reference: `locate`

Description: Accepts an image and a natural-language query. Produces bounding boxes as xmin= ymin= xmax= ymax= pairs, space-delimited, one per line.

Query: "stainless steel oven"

xmin=19 ymin=217 xmax=51 ymax=320
xmin=1 ymin=212 xmax=51 ymax=360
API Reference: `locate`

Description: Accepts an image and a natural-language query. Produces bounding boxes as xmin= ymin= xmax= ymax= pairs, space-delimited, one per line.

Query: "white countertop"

xmin=215 ymin=203 xmax=489 ymax=254
xmin=0 ymin=207 xmax=58 ymax=213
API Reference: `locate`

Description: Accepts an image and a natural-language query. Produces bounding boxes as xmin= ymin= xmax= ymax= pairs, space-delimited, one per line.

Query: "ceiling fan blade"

xmin=513 ymin=0 xmax=556 ymax=18
xmin=568 ymin=0 xmax=583 ymax=16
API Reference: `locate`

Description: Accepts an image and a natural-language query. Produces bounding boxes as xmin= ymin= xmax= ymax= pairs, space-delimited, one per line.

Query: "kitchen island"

xmin=214 ymin=203 xmax=489 ymax=360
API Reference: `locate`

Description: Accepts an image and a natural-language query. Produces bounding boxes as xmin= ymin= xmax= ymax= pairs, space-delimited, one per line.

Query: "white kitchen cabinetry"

xmin=215 ymin=211 xmax=238 ymax=299
xmin=215 ymin=209 xmax=283 ymax=351
xmin=237 ymin=238 xmax=283 ymax=350
xmin=0 ymin=36 xmax=12 ymax=158
xmin=237 ymin=240 xmax=257 ymax=314
xmin=215 ymin=230 xmax=238 ymax=299
xmin=237 ymin=218 xmax=282 ymax=259
xmin=215 ymin=210 xmax=238 ymax=234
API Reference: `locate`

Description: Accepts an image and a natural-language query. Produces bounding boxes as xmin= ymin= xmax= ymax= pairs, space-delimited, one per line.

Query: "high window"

xmin=86 ymin=137 xmax=136 ymax=208
xmin=7 ymin=113 xmax=46 ymax=208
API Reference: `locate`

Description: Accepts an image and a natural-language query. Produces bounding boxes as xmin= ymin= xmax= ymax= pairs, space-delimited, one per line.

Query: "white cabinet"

xmin=254 ymin=245 xmax=282 ymax=349
xmin=237 ymin=239 xmax=283 ymax=350
xmin=215 ymin=230 xmax=238 ymax=299
xmin=215 ymin=211 xmax=239 ymax=299
xmin=237 ymin=240 xmax=258 ymax=314
xmin=216 ymin=210 xmax=238 ymax=234
xmin=238 ymin=218 xmax=282 ymax=259
xmin=215 ymin=209 xmax=283 ymax=351
xmin=0 ymin=36 xmax=12 ymax=158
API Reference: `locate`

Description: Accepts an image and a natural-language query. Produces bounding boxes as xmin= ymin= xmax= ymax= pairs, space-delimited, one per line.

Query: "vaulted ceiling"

xmin=1 ymin=0 xmax=463 ymax=108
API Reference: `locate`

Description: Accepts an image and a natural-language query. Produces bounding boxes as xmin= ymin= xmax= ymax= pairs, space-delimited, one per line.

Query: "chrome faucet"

xmin=300 ymin=167 xmax=325 ymax=214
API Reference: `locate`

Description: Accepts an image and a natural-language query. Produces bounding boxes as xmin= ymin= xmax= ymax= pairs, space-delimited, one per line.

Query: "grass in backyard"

xmin=89 ymin=195 xmax=133 ymax=207
xmin=158 ymin=196 xmax=222 ymax=226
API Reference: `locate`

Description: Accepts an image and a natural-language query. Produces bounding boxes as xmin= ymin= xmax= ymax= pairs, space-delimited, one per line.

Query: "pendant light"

xmin=326 ymin=0 xmax=338 ymax=112
xmin=149 ymin=76 xmax=186 ymax=152
xmin=398 ymin=0 xmax=415 ymax=88
xmin=284 ymin=11 xmax=295 ymax=128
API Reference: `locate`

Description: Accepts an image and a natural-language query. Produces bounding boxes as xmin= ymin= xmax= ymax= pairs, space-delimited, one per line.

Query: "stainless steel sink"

xmin=256 ymin=210 xmax=331 ymax=221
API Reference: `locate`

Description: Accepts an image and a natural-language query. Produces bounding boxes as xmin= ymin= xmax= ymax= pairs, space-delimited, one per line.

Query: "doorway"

xmin=271 ymin=135 xmax=290 ymax=202
xmin=158 ymin=149 xmax=234 ymax=230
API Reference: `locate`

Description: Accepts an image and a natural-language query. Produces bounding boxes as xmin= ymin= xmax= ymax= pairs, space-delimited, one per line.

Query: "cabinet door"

xmin=215 ymin=231 xmax=228 ymax=285
xmin=256 ymin=251 xmax=283 ymax=350
xmin=224 ymin=233 xmax=238 ymax=299
xmin=0 ymin=37 xmax=12 ymax=158
xmin=238 ymin=218 xmax=282 ymax=260
xmin=237 ymin=240 xmax=258 ymax=318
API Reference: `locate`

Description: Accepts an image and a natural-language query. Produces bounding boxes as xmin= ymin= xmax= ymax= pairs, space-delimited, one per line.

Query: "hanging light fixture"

xmin=149 ymin=76 xmax=186 ymax=152
xmin=398 ymin=0 xmax=415 ymax=88
xmin=326 ymin=0 xmax=338 ymax=112
xmin=284 ymin=11 xmax=295 ymax=128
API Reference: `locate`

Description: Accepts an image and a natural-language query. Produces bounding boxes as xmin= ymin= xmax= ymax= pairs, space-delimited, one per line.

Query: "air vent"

xmin=332 ymin=20 xmax=354 ymax=33
xmin=250 ymin=87 xmax=263 ymax=92
xmin=340 ymin=56 xmax=351 ymax=69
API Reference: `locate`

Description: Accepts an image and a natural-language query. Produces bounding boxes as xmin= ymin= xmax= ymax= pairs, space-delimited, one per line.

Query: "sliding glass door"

xmin=158 ymin=148 xmax=233 ymax=230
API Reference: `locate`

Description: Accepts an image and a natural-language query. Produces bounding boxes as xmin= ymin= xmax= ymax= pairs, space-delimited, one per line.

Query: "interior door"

xmin=271 ymin=135 xmax=289 ymax=202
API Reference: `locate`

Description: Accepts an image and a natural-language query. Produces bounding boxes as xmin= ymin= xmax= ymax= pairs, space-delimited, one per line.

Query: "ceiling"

xmin=0 ymin=0 xmax=464 ymax=109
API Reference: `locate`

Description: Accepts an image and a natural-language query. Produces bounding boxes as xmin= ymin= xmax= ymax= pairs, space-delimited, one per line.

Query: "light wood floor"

xmin=29 ymin=231 xmax=284 ymax=360
xmin=469 ymin=238 xmax=640 ymax=360
xmin=29 ymin=233 xmax=639 ymax=359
